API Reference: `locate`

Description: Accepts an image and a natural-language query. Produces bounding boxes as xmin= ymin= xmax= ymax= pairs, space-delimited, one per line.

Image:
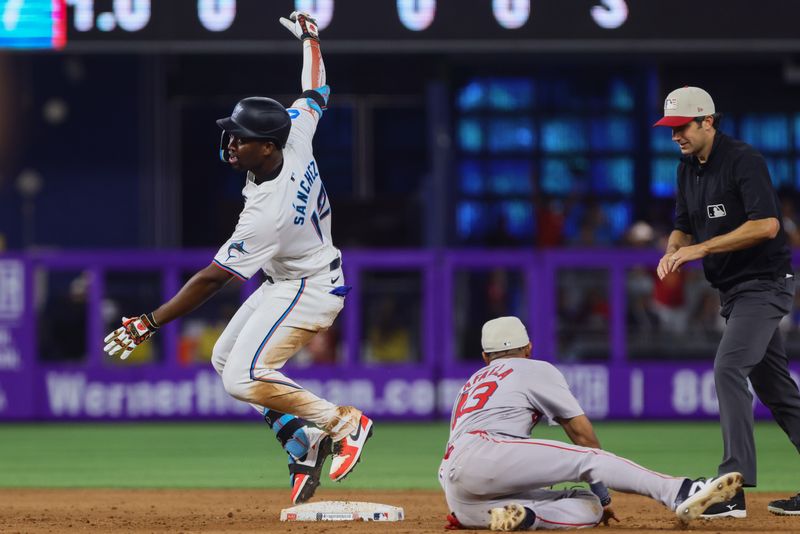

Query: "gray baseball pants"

xmin=715 ymin=276 xmax=800 ymax=486
xmin=439 ymin=431 xmax=684 ymax=529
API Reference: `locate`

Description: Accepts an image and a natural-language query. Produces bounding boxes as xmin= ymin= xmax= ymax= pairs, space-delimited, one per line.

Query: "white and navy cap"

xmin=654 ymin=86 xmax=715 ymax=127
xmin=481 ymin=316 xmax=530 ymax=353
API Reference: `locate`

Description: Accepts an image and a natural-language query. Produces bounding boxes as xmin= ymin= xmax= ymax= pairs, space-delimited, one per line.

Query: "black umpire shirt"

xmin=674 ymin=131 xmax=792 ymax=291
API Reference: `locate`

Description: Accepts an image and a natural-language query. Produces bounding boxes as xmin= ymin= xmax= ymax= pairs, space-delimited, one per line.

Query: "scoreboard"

xmin=2 ymin=0 xmax=799 ymax=52
xmin=0 ymin=0 xmax=65 ymax=49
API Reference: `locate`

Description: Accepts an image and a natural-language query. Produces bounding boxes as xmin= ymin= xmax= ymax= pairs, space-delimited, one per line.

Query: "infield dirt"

xmin=0 ymin=489 xmax=797 ymax=533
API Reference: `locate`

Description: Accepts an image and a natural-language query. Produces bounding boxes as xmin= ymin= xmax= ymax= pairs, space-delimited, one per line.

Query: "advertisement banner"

xmin=0 ymin=257 xmax=34 ymax=418
xmin=29 ymin=362 xmax=800 ymax=421
xmin=35 ymin=366 xmax=441 ymax=421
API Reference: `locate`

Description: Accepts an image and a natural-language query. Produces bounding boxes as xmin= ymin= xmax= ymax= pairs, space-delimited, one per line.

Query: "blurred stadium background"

xmin=1 ymin=0 xmax=800 ymax=493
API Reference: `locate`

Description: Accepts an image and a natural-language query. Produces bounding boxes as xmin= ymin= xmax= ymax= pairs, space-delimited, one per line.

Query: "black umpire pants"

xmin=715 ymin=276 xmax=800 ymax=486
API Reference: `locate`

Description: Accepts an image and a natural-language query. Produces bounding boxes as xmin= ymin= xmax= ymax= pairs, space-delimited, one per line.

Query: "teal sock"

xmin=264 ymin=410 xmax=310 ymax=460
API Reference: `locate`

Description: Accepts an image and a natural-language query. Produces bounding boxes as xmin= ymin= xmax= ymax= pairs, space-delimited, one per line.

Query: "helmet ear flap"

xmin=219 ymin=131 xmax=231 ymax=162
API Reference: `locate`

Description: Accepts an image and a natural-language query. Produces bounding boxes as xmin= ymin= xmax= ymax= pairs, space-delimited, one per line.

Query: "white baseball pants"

xmin=211 ymin=267 xmax=359 ymax=439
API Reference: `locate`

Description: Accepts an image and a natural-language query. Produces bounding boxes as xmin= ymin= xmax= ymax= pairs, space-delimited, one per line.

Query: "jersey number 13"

xmin=452 ymin=381 xmax=498 ymax=429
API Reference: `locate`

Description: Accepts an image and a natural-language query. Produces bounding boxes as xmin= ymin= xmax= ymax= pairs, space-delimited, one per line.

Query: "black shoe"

xmin=673 ymin=473 xmax=743 ymax=523
xmin=768 ymin=493 xmax=800 ymax=515
xmin=288 ymin=429 xmax=333 ymax=505
xmin=700 ymin=489 xmax=746 ymax=519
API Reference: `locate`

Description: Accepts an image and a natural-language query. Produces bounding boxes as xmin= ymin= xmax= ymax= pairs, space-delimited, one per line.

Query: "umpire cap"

xmin=217 ymin=97 xmax=292 ymax=148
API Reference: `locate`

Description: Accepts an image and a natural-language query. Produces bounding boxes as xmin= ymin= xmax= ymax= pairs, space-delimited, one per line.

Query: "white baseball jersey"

xmin=213 ymin=97 xmax=339 ymax=282
xmin=447 ymin=357 xmax=584 ymax=445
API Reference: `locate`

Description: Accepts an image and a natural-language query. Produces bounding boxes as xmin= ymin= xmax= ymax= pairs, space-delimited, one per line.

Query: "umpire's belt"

xmin=265 ymin=256 xmax=341 ymax=284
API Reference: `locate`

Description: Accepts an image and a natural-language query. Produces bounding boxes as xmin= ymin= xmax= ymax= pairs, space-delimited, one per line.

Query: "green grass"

xmin=0 ymin=422 xmax=797 ymax=491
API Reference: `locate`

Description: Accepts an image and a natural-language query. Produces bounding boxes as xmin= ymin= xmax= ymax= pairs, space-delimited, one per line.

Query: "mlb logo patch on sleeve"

xmin=707 ymin=204 xmax=727 ymax=218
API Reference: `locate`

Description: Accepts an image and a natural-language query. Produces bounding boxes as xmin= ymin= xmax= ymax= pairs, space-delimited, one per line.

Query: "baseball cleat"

xmin=489 ymin=503 xmax=529 ymax=531
xmin=329 ymin=414 xmax=373 ymax=482
xmin=700 ymin=489 xmax=746 ymax=518
xmin=675 ymin=472 xmax=743 ymax=522
xmin=288 ymin=427 xmax=332 ymax=504
xmin=768 ymin=492 xmax=800 ymax=515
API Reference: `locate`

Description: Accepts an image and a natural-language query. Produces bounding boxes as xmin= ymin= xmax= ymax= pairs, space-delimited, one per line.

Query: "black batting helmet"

xmin=217 ymin=97 xmax=292 ymax=153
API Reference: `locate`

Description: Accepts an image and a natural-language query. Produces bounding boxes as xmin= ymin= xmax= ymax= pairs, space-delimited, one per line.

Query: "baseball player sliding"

xmin=102 ymin=12 xmax=372 ymax=505
xmin=440 ymin=316 xmax=742 ymax=531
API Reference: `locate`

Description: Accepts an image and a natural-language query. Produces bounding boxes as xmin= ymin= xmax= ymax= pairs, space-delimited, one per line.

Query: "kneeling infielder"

xmin=440 ymin=316 xmax=741 ymax=531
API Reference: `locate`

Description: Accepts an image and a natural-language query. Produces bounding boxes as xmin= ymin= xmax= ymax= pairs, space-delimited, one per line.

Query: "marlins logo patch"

xmin=225 ymin=240 xmax=248 ymax=261
xmin=707 ymin=204 xmax=727 ymax=219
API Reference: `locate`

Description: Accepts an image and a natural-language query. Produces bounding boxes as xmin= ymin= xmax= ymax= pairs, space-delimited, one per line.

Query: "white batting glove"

xmin=103 ymin=314 xmax=159 ymax=360
xmin=279 ymin=11 xmax=319 ymax=41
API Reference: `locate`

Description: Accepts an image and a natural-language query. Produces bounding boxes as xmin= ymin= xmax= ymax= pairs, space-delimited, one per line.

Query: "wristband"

xmin=145 ymin=312 xmax=160 ymax=329
xmin=589 ymin=482 xmax=611 ymax=506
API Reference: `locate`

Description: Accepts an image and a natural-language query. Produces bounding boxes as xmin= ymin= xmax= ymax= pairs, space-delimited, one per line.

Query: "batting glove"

xmin=279 ymin=11 xmax=319 ymax=41
xmin=103 ymin=313 xmax=159 ymax=360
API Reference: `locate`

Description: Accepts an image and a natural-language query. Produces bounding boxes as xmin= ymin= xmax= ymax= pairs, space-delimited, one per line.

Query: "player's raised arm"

xmin=280 ymin=11 xmax=329 ymax=128
xmin=279 ymin=11 xmax=325 ymax=93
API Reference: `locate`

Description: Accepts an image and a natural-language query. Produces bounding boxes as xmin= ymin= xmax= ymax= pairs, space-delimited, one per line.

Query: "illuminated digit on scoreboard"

xmin=198 ymin=0 xmax=236 ymax=32
xmin=397 ymin=0 xmax=435 ymax=31
xmin=294 ymin=0 xmax=333 ymax=30
xmin=113 ymin=0 xmax=150 ymax=32
xmin=66 ymin=0 xmax=94 ymax=32
xmin=2 ymin=0 xmax=23 ymax=31
xmin=591 ymin=0 xmax=628 ymax=29
xmin=492 ymin=0 xmax=529 ymax=30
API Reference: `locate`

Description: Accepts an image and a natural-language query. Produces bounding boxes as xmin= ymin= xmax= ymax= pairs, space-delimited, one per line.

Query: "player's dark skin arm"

xmin=150 ymin=263 xmax=235 ymax=325
xmin=556 ymin=414 xmax=619 ymax=525
xmin=556 ymin=414 xmax=602 ymax=449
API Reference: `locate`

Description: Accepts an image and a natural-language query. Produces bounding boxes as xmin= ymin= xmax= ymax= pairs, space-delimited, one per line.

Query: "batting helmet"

xmin=217 ymin=97 xmax=292 ymax=149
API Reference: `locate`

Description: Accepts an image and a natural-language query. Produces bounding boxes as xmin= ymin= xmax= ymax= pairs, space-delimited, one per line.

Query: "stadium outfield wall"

xmin=0 ymin=250 xmax=798 ymax=421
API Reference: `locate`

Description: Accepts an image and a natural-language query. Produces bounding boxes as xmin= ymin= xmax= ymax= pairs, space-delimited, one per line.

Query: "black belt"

xmin=265 ymin=256 xmax=341 ymax=284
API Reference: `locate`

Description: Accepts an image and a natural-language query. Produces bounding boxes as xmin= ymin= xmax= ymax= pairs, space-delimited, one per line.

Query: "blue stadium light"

xmin=0 ymin=0 xmax=66 ymax=49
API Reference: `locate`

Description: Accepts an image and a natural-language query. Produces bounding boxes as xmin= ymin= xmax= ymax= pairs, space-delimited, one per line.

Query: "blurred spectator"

xmin=365 ymin=298 xmax=412 ymax=363
xmin=585 ymin=287 xmax=610 ymax=329
xmin=624 ymin=221 xmax=656 ymax=248
xmin=652 ymin=270 xmax=688 ymax=334
xmin=295 ymin=327 xmax=340 ymax=366
xmin=179 ymin=319 xmax=226 ymax=365
xmin=534 ymin=195 xmax=565 ymax=247
xmin=486 ymin=269 xmax=514 ymax=317
xmin=569 ymin=202 xmax=615 ymax=247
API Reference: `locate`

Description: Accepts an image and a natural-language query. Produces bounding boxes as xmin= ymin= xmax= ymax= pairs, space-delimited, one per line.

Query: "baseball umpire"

xmin=655 ymin=86 xmax=800 ymax=517
xmin=102 ymin=11 xmax=373 ymax=505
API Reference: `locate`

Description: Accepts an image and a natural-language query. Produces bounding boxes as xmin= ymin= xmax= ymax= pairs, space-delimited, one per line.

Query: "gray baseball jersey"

xmin=440 ymin=356 xmax=685 ymax=530
xmin=448 ymin=358 xmax=583 ymax=445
